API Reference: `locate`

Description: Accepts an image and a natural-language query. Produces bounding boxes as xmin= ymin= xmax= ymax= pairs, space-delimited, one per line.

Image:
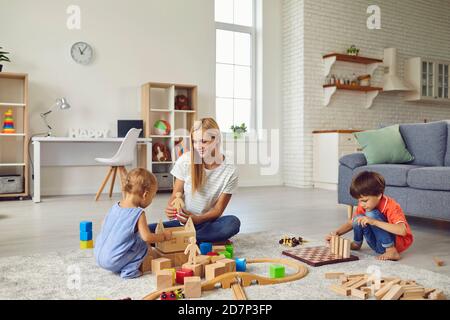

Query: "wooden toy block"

xmin=381 ymin=284 xmax=404 ymax=300
xmin=80 ymin=240 xmax=93 ymax=249
xmin=359 ymin=286 xmax=372 ymax=294
xmin=155 ymin=218 xmax=196 ymax=254
xmin=433 ymin=257 xmax=445 ymax=267
xmin=343 ymin=277 xmax=365 ymax=288
xmin=375 ymin=279 xmax=401 ymax=300
xmin=347 ymin=273 xmax=367 ymax=278
xmin=139 ymin=253 xmax=153 ymax=274
xmin=182 ymin=263 xmax=203 ymax=278
xmin=156 ymin=270 xmax=173 ymax=290
xmin=154 ymin=249 xmax=188 ymax=267
xmin=212 ymin=245 xmax=226 ymax=253
xmin=220 ymin=258 xmax=236 ymax=273
xmin=80 ymin=221 xmax=92 ymax=232
xmin=210 ymin=254 xmax=226 ymax=263
xmin=351 ymin=288 xmax=368 ymax=300
xmin=403 ymin=288 xmax=425 ymax=298
xmin=400 ymin=296 xmax=426 ymax=300
xmin=348 ymin=278 xmax=368 ymax=290
xmin=325 ymin=272 xmax=345 ymax=279
xmin=269 ymin=264 xmax=285 ymax=279
xmin=339 ymin=275 xmax=349 ymax=284
xmin=219 ymin=251 xmax=232 ymax=259
xmin=424 ymin=288 xmax=436 ymax=298
xmin=164 ymin=268 xmax=177 ymax=283
xmin=429 ymin=290 xmax=446 ymax=300
xmin=184 ymin=276 xmax=202 ymax=298
xmin=330 ymin=235 xmax=336 ymax=254
xmin=334 ymin=236 xmax=340 ymax=255
xmin=343 ymin=239 xmax=351 ymax=259
xmin=330 ymin=284 xmax=350 ymax=296
xmin=80 ymin=231 xmax=92 ymax=241
xmin=235 ymin=258 xmax=247 ymax=272
xmin=176 ymin=268 xmax=194 ymax=284
xmin=205 ymin=262 xmax=226 ymax=281
xmin=151 ymin=258 xmax=172 ymax=273
xmin=200 ymin=242 xmax=213 ymax=255
xmin=196 ymin=255 xmax=211 ymax=265
xmin=338 ymin=237 xmax=344 ymax=258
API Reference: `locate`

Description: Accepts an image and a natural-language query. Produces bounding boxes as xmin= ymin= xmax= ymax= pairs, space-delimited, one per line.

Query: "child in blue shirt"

xmin=94 ymin=168 xmax=171 ymax=278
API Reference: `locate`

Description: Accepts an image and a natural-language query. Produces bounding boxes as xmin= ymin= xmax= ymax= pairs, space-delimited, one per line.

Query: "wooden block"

xmin=164 ymin=268 xmax=177 ymax=283
xmin=139 ymin=253 xmax=153 ymax=274
xmin=154 ymin=249 xmax=188 ymax=267
xmin=334 ymin=236 xmax=340 ymax=255
xmin=375 ymin=279 xmax=401 ymax=300
xmin=151 ymin=258 xmax=172 ymax=273
xmin=210 ymin=254 xmax=226 ymax=263
xmin=343 ymin=239 xmax=351 ymax=259
xmin=156 ymin=270 xmax=173 ymax=290
xmin=349 ymin=278 xmax=369 ymax=290
xmin=212 ymin=245 xmax=226 ymax=253
xmin=219 ymin=258 xmax=236 ymax=273
xmin=338 ymin=237 xmax=344 ymax=258
xmin=400 ymin=280 xmax=408 ymax=286
xmin=433 ymin=257 xmax=445 ymax=267
xmin=182 ymin=263 xmax=203 ymax=278
xmin=325 ymin=272 xmax=345 ymax=279
xmin=351 ymin=288 xmax=369 ymax=300
xmin=348 ymin=273 xmax=367 ymax=279
xmin=403 ymin=289 xmax=425 ymax=298
xmin=381 ymin=284 xmax=404 ymax=300
xmin=400 ymin=296 xmax=426 ymax=300
xmin=339 ymin=275 xmax=349 ymax=284
xmin=429 ymin=290 xmax=447 ymax=300
xmin=330 ymin=236 xmax=336 ymax=254
xmin=184 ymin=276 xmax=201 ymax=298
xmin=196 ymin=255 xmax=211 ymax=265
xmin=343 ymin=277 xmax=365 ymax=288
xmin=330 ymin=284 xmax=350 ymax=296
xmin=424 ymin=288 xmax=436 ymax=298
xmin=204 ymin=262 xmax=226 ymax=281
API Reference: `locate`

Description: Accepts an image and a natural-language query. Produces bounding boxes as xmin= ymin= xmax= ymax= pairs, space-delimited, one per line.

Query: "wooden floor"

xmin=0 ymin=186 xmax=449 ymax=276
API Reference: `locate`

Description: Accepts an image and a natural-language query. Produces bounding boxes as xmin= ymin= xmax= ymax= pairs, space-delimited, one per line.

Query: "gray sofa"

xmin=338 ymin=120 xmax=450 ymax=221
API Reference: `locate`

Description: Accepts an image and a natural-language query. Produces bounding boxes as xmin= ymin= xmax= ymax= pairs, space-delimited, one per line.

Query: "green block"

xmin=219 ymin=251 xmax=232 ymax=259
xmin=225 ymin=244 xmax=234 ymax=257
xmin=269 ymin=264 xmax=285 ymax=278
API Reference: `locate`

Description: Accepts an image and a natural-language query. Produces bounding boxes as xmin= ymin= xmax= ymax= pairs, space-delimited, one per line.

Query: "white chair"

xmin=94 ymin=128 xmax=142 ymax=201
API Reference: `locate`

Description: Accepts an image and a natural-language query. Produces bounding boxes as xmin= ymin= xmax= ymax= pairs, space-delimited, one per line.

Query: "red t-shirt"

xmin=353 ymin=195 xmax=413 ymax=253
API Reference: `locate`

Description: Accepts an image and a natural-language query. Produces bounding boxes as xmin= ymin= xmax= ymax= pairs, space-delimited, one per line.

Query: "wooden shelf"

xmin=0 ymin=133 xmax=26 ymax=137
xmin=0 ymin=102 xmax=26 ymax=107
xmin=323 ymin=84 xmax=383 ymax=92
xmin=174 ymin=109 xmax=196 ymax=113
xmin=152 ymin=161 xmax=174 ymax=164
xmin=0 ymin=72 xmax=27 ymax=80
xmin=150 ymin=135 xmax=172 ymax=138
xmin=323 ymin=53 xmax=383 ymax=64
xmin=150 ymin=108 xmax=172 ymax=112
xmin=0 ymin=163 xmax=26 ymax=167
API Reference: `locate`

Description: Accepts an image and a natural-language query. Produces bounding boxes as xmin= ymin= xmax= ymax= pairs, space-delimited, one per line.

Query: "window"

xmin=215 ymin=0 xmax=255 ymax=133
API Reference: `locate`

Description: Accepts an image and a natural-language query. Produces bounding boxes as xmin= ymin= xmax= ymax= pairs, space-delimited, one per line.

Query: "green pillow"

xmin=354 ymin=125 xmax=414 ymax=165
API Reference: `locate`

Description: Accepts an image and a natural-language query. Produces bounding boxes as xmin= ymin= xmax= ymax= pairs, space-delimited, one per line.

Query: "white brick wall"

xmin=283 ymin=0 xmax=450 ymax=188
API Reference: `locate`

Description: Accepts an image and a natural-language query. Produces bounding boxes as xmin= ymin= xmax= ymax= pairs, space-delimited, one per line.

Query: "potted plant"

xmin=0 ymin=47 xmax=11 ymax=72
xmin=230 ymin=123 xmax=247 ymax=139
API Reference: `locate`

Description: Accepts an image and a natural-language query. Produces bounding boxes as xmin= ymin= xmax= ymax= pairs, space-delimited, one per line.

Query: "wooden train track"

xmin=142 ymin=258 xmax=308 ymax=300
xmin=231 ymin=280 xmax=247 ymax=300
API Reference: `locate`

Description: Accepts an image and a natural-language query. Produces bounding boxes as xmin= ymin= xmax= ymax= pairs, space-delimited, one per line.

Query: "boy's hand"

xmin=165 ymin=205 xmax=177 ymax=220
xmin=356 ymin=216 xmax=375 ymax=227
xmin=325 ymin=231 xmax=337 ymax=243
xmin=163 ymin=230 xmax=172 ymax=241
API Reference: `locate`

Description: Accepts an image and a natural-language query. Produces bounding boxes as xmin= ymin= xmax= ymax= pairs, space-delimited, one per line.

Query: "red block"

xmin=175 ymin=268 xmax=194 ymax=284
xmin=207 ymin=252 xmax=218 ymax=256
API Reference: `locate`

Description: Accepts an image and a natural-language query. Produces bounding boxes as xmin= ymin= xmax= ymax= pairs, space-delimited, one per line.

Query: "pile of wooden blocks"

xmin=326 ymin=272 xmax=447 ymax=300
xmin=329 ymin=235 xmax=351 ymax=258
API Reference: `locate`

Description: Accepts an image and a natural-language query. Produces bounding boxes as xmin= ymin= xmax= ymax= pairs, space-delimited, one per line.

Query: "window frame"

xmin=215 ymin=0 xmax=257 ymax=134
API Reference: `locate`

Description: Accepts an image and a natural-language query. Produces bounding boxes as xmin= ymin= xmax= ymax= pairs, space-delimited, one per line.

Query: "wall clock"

xmin=71 ymin=42 xmax=93 ymax=65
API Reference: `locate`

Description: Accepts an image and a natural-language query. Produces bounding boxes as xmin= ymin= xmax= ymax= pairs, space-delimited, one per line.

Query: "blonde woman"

xmin=149 ymin=118 xmax=241 ymax=243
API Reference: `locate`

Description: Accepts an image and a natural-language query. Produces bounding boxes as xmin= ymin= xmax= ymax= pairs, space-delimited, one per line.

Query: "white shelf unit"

xmin=405 ymin=57 xmax=450 ymax=102
xmin=0 ymin=72 xmax=29 ymax=199
xmin=141 ymin=82 xmax=197 ymax=191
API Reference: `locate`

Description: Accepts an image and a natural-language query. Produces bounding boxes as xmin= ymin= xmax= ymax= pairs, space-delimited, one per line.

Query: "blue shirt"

xmin=94 ymin=202 xmax=148 ymax=278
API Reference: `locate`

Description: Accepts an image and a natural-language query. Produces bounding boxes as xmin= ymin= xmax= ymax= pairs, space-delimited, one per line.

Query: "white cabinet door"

xmin=438 ymin=63 xmax=449 ymax=100
xmin=421 ymin=60 xmax=435 ymax=98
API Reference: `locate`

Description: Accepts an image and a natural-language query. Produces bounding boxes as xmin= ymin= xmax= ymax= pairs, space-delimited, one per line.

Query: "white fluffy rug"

xmin=1 ymin=231 xmax=449 ymax=300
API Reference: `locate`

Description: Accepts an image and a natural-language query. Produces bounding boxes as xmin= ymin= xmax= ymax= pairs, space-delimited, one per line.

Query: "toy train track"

xmin=142 ymin=258 xmax=308 ymax=300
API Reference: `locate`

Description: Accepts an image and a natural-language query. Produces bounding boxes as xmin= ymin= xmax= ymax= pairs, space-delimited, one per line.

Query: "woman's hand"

xmin=178 ymin=208 xmax=201 ymax=224
xmin=165 ymin=205 xmax=177 ymax=220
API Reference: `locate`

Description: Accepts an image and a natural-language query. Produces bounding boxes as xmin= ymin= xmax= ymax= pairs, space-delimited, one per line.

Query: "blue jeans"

xmin=148 ymin=215 xmax=241 ymax=243
xmin=353 ymin=210 xmax=395 ymax=254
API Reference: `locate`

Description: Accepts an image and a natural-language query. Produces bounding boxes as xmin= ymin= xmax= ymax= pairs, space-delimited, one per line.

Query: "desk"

xmin=32 ymin=137 xmax=152 ymax=203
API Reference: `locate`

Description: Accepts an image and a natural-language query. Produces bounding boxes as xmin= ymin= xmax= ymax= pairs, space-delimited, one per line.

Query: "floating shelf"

xmin=0 ymin=163 xmax=26 ymax=167
xmin=323 ymin=53 xmax=383 ymax=77
xmin=0 ymin=102 xmax=26 ymax=107
xmin=323 ymin=84 xmax=383 ymax=109
xmin=0 ymin=133 xmax=26 ymax=137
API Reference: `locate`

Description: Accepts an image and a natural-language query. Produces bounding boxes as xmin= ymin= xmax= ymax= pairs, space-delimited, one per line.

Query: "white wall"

xmin=0 ymin=0 xmax=283 ymax=195
xmin=283 ymin=0 xmax=450 ymax=188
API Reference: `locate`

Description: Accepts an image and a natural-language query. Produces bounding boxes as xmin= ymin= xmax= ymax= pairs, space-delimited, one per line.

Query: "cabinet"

xmin=0 ymin=73 xmax=29 ymax=199
xmin=405 ymin=57 xmax=450 ymax=101
xmin=141 ymin=82 xmax=197 ymax=191
xmin=313 ymin=130 xmax=361 ymax=190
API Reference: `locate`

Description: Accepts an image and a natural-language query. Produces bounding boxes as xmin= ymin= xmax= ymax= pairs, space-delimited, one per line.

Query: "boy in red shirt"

xmin=326 ymin=171 xmax=413 ymax=261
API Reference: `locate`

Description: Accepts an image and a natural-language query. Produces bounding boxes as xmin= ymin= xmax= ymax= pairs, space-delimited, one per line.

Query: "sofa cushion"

xmin=354 ymin=164 xmax=422 ymax=187
xmin=399 ymin=121 xmax=447 ymax=166
xmin=407 ymin=167 xmax=450 ymax=191
xmin=339 ymin=153 xmax=367 ymax=169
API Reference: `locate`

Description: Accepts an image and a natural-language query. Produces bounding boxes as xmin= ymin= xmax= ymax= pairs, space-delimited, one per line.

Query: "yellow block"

xmin=80 ymin=240 xmax=94 ymax=249
xmin=163 ymin=268 xmax=176 ymax=284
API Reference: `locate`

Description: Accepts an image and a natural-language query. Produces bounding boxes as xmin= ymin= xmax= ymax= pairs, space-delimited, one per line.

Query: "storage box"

xmin=155 ymin=173 xmax=173 ymax=191
xmin=0 ymin=175 xmax=24 ymax=194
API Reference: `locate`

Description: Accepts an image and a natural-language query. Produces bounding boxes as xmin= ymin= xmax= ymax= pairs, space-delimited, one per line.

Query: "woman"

xmin=149 ymin=118 xmax=241 ymax=243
